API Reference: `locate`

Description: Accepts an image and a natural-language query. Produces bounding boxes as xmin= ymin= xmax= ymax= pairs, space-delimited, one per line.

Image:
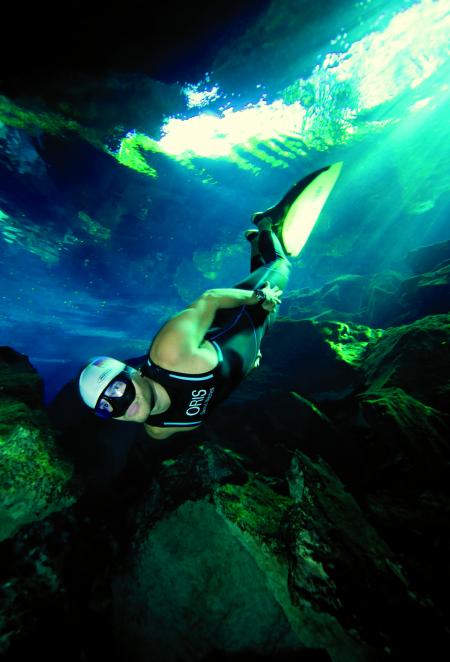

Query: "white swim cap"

xmin=79 ymin=356 xmax=127 ymax=409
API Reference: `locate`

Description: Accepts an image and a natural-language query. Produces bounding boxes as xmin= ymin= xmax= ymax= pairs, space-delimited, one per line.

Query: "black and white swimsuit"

xmin=142 ymin=340 xmax=227 ymax=428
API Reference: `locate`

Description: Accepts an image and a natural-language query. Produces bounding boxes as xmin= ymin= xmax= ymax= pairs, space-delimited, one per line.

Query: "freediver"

xmin=78 ymin=164 xmax=342 ymax=440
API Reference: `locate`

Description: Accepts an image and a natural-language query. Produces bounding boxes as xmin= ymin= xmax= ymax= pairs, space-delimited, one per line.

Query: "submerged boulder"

xmin=233 ymin=318 xmax=381 ymax=405
xmin=284 ymin=452 xmax=428 ymax=656
xmin=0 ymin=347 xmax=75 ymax=542
xmin=110 ymin=442 xmax=436 ymax=661
xmin=405 ymin=239 xmax=450 ymax=275
xmin=284 ymin=239 xmax=450 ymax=328
xmin=393 ymin=261 xmax=450 ymax=324
xmin=286 ymin=272 xmax=403 ymax=327
xmin=357 ymin=387 xmax=450 ymax=484
xmin=360 ymin=314 xmax=450 ymax=413
xmin=262 ymin=390 xmax=335 ymax=442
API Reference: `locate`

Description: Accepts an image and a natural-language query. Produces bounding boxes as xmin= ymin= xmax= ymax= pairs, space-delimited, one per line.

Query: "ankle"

xmin=258 ymin=218 xmax=273 ymax=232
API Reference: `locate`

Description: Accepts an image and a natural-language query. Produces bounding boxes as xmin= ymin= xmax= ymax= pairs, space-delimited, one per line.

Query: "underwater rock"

xmin=365 ymin=281 xmax=402 ymax=329
xmin=286 ymin=271 xmax=405 ymax=328
xmin=110 ymin=444 xmax=302 ymax=661
xmin=317 ymin=275 xmax=369 ymax=312
xmin=111 ymin=446 xmax=364 ymax=660
xmin=255 ymin=390 xmax=340 ymax=462
xmin=263 ymin=391 xmax=334 ymax=438
xmin=360 ymin=314 xmax=450 ymax=414
xmin=0 ymin=510 xmax=80 ymax=659
xmin=111 ymin=439 xmax=438 ymax=661
xmin=285 ymin=241 xmax=450 ymax=329
xmin=405 ymin=239 xmax=450 ymax=275
xmin=233 ymin=317 xmax=380 ymax=404
xmin=363 ymin=486 xmax=450 ymax=631
xmin=320 ymin=310 xmax=450 ymax=528
xmin=287 ymin=274 xmax=369 ymax=320
xmin=0 ymin=347 xmax=75 ymax=542
xmin=353 ymin=388 xmax=450 ymax=638
xmin=287 ymin=273 xmax=392 ymax=322
xmin=357 ymin=387 xmax=450 ymax=484
xmin=286 ymin=264 xmax=450 ymax=329
xmin=393 ymin=261 xmax=450 ymax=324
xmin=284 ymin=452 xmax=432 ymax=658
xmin=0 ymin=346 xmax=44 ymax=408
xmin=113 ymin=497 xmax=305 ymax=661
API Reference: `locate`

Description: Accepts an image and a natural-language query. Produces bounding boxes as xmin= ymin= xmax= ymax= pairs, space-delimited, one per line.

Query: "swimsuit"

xmin=141 ymin=341 xmax=228 ymax=427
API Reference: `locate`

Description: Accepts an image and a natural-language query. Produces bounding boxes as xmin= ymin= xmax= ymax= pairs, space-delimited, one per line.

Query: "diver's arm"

xmin=151 ymin=283 xmax=281 ymax=364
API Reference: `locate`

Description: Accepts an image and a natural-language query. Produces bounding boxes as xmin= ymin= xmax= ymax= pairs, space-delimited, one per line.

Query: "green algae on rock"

xmin=321 ymin=320 xmax=382 ymax=367
xmin=0 ymin=348 xmax=74 ymax=542
xmin=358 ymin=387 xmax=450 ymax=482
xmin=361 ymin=314 xmax=450 ymax=413
xmin=112 ymin=453 xmax=376 ymax=660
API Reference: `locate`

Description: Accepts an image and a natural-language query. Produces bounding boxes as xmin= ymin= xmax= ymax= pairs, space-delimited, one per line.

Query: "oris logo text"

xmin=186 ymin=388 xmax=214 ymax=416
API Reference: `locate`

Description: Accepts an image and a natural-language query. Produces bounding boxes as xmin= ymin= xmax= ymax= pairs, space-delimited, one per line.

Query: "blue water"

xmin=1 ymin=0 xmax=449 ymax=403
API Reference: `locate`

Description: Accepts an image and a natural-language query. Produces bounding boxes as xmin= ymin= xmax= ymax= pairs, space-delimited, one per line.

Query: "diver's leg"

xmin=257 ymin=227 xmax=287 ymax=264
xmin=245 ymin=230 xmax=265 ymax=272
xmin=207 ymin=253 xmax=290 ymax=377
xmin=206 ymin=224 xmax=291 ymax=377
xmin=236 ymin=223 xmax=290 ymax=292
xmin=237 ymin=252 xmax=290 ymax=333
xmin=244 ymin=216 xmax=287 ymax=272
xmin=208 ymin=227 xmax=290 ymax=346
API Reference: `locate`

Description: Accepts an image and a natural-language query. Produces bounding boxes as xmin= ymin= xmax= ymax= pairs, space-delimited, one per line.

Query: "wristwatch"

xmin=253 ymin=288 xmax=267 ymax=304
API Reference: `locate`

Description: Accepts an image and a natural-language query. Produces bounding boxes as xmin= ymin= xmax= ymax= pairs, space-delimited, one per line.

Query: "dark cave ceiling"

xmin=1 ymin=0 xmax=271 ymax=89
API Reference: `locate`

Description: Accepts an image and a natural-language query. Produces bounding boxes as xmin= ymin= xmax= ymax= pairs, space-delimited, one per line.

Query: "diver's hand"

xmin=261 ymin=281 xmax=283 ymax=312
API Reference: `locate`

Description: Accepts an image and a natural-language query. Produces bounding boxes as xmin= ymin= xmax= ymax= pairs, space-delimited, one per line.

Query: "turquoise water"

xmin=0 ymin=0 xmax=449 ymax=402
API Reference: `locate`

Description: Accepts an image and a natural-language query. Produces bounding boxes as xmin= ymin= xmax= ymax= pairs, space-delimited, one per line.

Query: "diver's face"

xmin=116 ymin=372 xmax=153 ymax=423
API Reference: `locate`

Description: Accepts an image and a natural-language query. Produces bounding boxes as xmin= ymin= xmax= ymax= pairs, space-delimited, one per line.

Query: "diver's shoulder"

xmin=149 ymin=345 xmax=217 ymax=375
